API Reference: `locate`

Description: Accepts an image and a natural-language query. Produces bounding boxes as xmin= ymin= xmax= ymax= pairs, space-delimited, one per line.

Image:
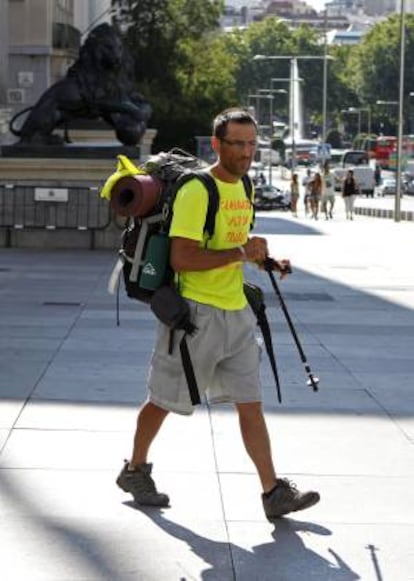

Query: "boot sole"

xmin=266 ymin=492 xmax=320 ymax=521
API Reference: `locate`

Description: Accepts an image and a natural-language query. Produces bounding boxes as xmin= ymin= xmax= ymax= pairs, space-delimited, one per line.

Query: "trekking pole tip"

xmin=306 ymin=376 xmax=320 ymax=391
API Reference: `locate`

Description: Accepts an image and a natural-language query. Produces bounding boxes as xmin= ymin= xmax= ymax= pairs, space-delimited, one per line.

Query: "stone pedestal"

xmin=0 ymin=128 xmax=157 ymax=249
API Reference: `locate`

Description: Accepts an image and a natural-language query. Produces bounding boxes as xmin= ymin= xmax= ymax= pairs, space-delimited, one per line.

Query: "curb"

xmin=355 ymin=206 xmax=414 ymax=221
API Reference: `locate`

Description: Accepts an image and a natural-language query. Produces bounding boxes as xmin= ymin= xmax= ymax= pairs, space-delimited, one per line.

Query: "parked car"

xmin=376 ymin=177 xmax=406 ymax=196
xmin=403 ymin=175 xmax=414 ymax=195
xmin=254 ymin=185 xmax=291 ymax=211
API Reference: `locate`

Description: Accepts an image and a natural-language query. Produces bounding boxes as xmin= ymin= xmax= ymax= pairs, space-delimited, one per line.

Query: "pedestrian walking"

xmin=116 ymin=107 xmax=320 ymax=522
xmin=321 ymin=162 xmax=335 ymax=220
xmin=302 ymin=168 xmax=312 ymax=216
xmin=374 ymin=164 xmax=382 ymax=187
xmin=342 ymin=169 xmax=359 ymax=220
xmin=309 ymin=172 xmax=322 ymax=220
xmin=290 ymin=172 xmax=300 ymax=217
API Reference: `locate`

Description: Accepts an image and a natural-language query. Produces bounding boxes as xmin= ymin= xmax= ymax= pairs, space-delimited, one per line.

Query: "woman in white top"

xmin=321 ymin=162 xmax=335 ymax=220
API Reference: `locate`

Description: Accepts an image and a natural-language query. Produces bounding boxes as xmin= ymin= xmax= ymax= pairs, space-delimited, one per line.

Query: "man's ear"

xmin=211 ymin=136 xmax=220 ymax=153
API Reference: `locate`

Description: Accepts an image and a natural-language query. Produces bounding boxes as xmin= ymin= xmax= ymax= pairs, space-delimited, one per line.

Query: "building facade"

xmin=0 ymin=0 xmax=111 ymax=115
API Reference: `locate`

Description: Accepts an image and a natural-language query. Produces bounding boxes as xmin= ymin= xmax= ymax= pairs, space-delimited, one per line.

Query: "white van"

xmin=332 ymin=150 xmax=376 ymax=197
xmin=255 ymin=148 xmax=281 ymax=166
xmin=332 ymin=166 xmax=376 ymax=197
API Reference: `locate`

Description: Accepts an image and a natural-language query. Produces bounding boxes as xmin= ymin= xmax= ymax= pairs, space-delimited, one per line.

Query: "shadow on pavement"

xmin=128 ymin=504 xmax=360 ymax=581
xmin=0 ymin=469 xmax=121 ymax=580
xmin=255 ymin=214 xmax=324 ymax=236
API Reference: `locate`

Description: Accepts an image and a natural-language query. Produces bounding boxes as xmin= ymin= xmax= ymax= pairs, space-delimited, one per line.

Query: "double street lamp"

xmin=258 ymin=88 xmax=288 ymax=185
xmin=253 ymin=53 xmax=334 ymax=169
xmin=342 ymin=106 xmax=372 ymax=137
xmin=376 ymin=100 xmax=399 ymax=134
xmin=247 ymin=93 xmax=273 ymax=131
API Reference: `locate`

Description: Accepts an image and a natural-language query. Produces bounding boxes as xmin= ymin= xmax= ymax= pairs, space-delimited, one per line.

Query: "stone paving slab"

xmin=1 ymin=210 xmax=414 ymax=580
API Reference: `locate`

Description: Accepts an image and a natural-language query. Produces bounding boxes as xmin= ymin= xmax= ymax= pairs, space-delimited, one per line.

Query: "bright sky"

xmin=307 ymin=0 xmax=327 ymax=11
xmin=229 ymin=1 xmax=328 ymax=13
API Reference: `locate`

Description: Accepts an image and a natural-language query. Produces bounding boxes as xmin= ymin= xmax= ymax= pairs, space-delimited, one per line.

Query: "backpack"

xmin=102 ymin=148 xmax=253 ymax=304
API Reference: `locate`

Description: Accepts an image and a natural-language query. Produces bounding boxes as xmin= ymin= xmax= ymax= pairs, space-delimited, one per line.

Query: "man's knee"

xmin=139 ymin=400 xmax=170 ymax=421
xmin=236 ymin=401 xmax=264 ymax=420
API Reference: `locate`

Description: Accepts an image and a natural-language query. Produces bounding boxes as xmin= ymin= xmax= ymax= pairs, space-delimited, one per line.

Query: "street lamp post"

xmin=360 ymin=107 xmax=372 ymax=136
xmin=253 ymin=54 xmax=334 ymax=170
xmin=259 ymin=88 xmax=288 ymax=185
xmin=344 ymin=107 xmax=372 ymax=137
xmin=322 ymin=9 xmax=329 ymax=162
xmin=409 ymin=92 xmax=414 ymax=132
xmin=341 ymin=108 xmax=360 ymax=141
xmin=376 ymin=100 xmax=399 ymax=134
xmin=395 ymin=0 xmax=406 ymax=222
xmin=247 ymin=93 xmax=273 ymax=130
xmin=347 ymin=107 xmax=362 ymax=135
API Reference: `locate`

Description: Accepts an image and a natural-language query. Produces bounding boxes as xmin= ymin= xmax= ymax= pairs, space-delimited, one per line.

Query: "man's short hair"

xmin=213 ymin=107 xmax=258 ymax=139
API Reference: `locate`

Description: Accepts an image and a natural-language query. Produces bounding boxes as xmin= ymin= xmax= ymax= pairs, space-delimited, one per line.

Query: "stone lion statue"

xmin=9 ymin=24 xmax=151 ymax=146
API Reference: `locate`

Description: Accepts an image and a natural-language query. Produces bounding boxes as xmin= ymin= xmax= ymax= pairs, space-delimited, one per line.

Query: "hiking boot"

xmin=116 ymin=461 xmax=170 ymax=507
xmin=262 ymin=478 xmax=320 ymax=521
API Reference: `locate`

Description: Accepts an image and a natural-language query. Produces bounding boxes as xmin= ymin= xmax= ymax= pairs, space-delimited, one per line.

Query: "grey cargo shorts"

xmin=148 ymin=301 xmax=261 ymax=415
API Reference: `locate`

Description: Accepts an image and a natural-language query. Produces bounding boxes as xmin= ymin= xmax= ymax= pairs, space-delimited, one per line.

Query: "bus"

xmin=353 ymin=134 xmax=378 ymax=158
xmin=353 ymin=135 xmax=398 ymax=168
xmin=353 ymin=134 xmax=414 ymax=169
xmin=373 ymin=136 xmax=397 ymax=168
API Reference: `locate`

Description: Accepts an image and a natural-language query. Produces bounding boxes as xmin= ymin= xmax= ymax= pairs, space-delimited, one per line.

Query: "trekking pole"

xmin=263 ymin=257 xmax=319 ymax=392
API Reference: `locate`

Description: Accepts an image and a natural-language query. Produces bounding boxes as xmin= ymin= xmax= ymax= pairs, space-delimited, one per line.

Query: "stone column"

xmin=0 ymin=0 xmax=9 ymax=106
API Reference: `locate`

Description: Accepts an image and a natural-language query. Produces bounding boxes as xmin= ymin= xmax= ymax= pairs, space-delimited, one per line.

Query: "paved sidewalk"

xmin=1 ymin=208 xmax=413 ymax=580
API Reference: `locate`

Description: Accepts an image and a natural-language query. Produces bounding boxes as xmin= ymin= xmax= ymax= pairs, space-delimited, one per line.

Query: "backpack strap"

xmin=242 ymin=173 xmax=253 ymax=201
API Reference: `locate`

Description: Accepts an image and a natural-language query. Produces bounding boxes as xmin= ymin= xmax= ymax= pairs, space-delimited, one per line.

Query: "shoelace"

xmin=279 ymin=478 xmax=297 ymax=492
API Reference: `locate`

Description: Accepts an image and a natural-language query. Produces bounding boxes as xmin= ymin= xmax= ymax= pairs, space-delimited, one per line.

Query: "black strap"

xmin=244 ymin=281 xmax=282 ymax=403
xmin=242 ymin=173 xmax=253 ymax=201
xmin=179 ymin=334 xmax=201 ymax=405
xmin=256 ymin=306 xmax=282 ymax=404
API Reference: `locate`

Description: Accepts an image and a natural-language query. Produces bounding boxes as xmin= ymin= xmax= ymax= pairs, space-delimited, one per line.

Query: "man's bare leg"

xmin=116 ymin=400 xmax=170 ymax=506
xmin=130 ymin=401 xmax=169 ymax=467
xmin=236 ymin=402 xmax=277 ymax=493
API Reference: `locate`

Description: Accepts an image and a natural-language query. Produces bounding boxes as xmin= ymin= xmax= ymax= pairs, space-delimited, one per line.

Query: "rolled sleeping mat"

xmin=110 ymin=174 xmax=163 ymax=217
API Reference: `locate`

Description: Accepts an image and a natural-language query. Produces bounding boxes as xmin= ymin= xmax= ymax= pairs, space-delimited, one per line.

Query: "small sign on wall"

xmin=7 ymin=89 xmax=25 ymax=104
xmin=34 ymin=188 xmax=69 ymax=202
xmin=18 ymin=72 xmax=34 ymax=87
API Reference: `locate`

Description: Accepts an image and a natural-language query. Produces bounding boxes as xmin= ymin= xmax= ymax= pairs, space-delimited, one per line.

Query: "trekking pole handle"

xmin=263 ymin=256 xmax=292 ymax=276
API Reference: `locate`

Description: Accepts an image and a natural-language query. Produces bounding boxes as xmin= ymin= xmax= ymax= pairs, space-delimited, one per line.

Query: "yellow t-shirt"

xmin=169 ymin=175 xmax=254 ymax=310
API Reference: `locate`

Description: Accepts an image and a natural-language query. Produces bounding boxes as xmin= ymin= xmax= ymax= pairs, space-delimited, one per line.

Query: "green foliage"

xmin=110 ymin=5 xmax=414 ymax=150
xmin=112 ymin=0 xmax=226 ymax=150
xmin=326 ymin=129 xmax=342 ymax=148
xmin=272 ymin=137 xmax=286 ymax=159
xmin=345 ymin=14 xmax=414 ymax=132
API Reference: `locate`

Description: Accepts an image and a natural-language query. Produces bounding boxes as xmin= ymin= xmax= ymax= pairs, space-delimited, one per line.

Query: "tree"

xmin=231 ymin=18 xmax=349 ymax=138
xmin=346 ymin=14 xmax=414 ymax=133
xmin=112 ymin=0 xmax=226 ymax=149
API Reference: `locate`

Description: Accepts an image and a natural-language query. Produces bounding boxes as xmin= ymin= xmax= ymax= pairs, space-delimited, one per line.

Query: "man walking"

xmin=116 ymin=108 xmax=320 ymax=521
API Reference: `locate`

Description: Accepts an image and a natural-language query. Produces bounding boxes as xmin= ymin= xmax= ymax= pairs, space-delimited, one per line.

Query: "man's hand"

xmin=261 ymin=257 xmax=292 ymax=279
xmin=274 ymin=259 xmax=292 ymax=279
xmin=243 ymin=236 xmax=268 ymax=263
